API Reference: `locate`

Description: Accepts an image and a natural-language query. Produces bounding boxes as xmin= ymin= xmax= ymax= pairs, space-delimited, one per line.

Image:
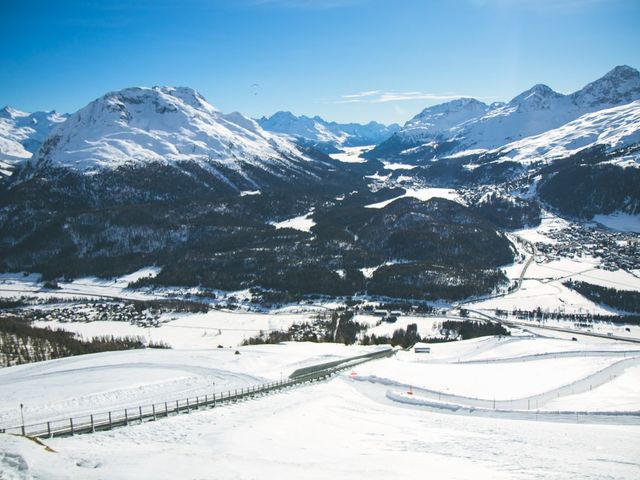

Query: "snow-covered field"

xmin=0 ymin=270 xmax=163 ymax=302
xmin=272 ymin=209 xmax=315 ymax=232
xmin=353 ymin=336 xmax=640 ymax=412
xmin=328 ymin=145 xmax=371 ymax=163
xmin=2 ymin=335 xmax=640 ymax=479
xmin=513 ymin=212 xmax=570 ymax=244
xmin=365 ymin=187 xmax=462 ymax=208
xmin=470 ymin=255 xmax=640 ymax=315
xmin=33 ymin=310 xmax=314 ymax=349
xmin=381 ymin=160 xmax=416 ymax=170
xmin=593 ymin=212 xmax=640 ymax=233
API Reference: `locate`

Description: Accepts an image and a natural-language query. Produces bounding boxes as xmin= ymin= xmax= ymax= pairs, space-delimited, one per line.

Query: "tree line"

xmin=0 ymin=315 xmax=169 ymax=367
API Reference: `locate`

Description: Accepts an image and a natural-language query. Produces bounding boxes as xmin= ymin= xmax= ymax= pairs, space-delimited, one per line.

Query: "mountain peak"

xmin=98 ymin=86 xmax=219 ymax=119
xmin=262 ymin=111 xmax=299 ymax=122
xmin=602 ymin=65 xmax=640 ymax=81
xmin=571 ymin=65 xmax=640 ymax=109
xmin=509 ymin=84 xmax=563 ymax=107
xmin=0 ymin=106 xmax=29 ymax=119
xmin=403 ymin=97 xmax=488 ymax=133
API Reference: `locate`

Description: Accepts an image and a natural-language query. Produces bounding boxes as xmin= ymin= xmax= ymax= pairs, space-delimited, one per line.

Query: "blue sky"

xmin=2 ymin=0 xmax=639 ymax=124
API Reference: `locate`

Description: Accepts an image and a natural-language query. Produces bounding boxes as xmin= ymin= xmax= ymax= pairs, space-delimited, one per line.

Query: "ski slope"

xmin=0 ymin=343 xmax=384 ymax=428
xmin=2 ymin=370 xmax=639 ymax=480
xmin=1 ymin=334 xmax=639 ymax=479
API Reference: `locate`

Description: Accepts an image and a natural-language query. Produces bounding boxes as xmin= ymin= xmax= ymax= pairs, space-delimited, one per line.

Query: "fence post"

xmin=139 ymin=406 xmax=142 ymax=423
xmin=125 ymin=409 xmax=128 ymax=426
xmin=91 ymin=414 xmax=95 ymax=433
xmin=70 ymin=418 xmax=74 ymax=436
xmin=187 ymin=398 xmax=190 ymax=413
xmin=47 ymin=421 xmax=51 ymax=438
xmin=196 ymin=396 xmax=199 ymax=409
xmin=152 ymin=404 xmax=156 ymax=421
xmin=109 ymin=411 xmax=112 ymax=429
xmin=165 ymin=402 xmax=168 ymax=417
xmin=176 ymin=400 xmax=179 ymax=414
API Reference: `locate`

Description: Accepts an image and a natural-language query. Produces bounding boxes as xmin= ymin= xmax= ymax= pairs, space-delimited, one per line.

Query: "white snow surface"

xmin=593 ymin=212 xmax=640 ymax=233
xmin=272 ymin=209 xmax=315 ymax=232
xmin=381 ymin=160 xmax=416 ymax=170
xmin=0 ymin=268 xmax=162 ymax=301
xmin=2 ymin=335 xmax=640 ymax=479
xmin=34 ymin=310 xmax=312 ymax=350
xmin=0 ymin=343 xmax=384 ymax=427
xmin=365 ymin=187 xmax=462 ymax=208
xmin=329 ymin=145 xmax=371 ymax=163
xmin=545 ymin=364 xmax=640 ymax=412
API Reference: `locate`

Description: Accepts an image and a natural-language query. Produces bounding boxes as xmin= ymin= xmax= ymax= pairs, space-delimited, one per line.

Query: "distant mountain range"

xmin=0 ymin=107 xmax=67 ymax=176
xmin=368 ymin=65 xmax=640 ymax=163
xmin=258 ymin=111 xmax=400 ymax=153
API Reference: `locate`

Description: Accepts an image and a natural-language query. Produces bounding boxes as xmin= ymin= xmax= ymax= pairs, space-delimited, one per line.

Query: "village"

xmin=4 ymin=302 xmax=163 ymax=328
xmin=534 ymin=223 xmax=640 ymax=271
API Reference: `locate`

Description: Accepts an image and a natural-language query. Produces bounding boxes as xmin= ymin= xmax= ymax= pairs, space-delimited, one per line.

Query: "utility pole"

xmin=20 ymin=403 xmax=25 ymax=435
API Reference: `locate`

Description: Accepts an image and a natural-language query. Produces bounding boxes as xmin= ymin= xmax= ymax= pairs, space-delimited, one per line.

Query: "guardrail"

xmin=0 ymin=348 xmax=394 ymax=439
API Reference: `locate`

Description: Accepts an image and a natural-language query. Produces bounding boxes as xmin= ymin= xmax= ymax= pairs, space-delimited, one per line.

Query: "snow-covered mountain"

xmin=32 ymin=87 xmax=317 ymax=182
xmin=489 ymin=100 xmax=640 ymax=165
xmin=0 ymin=107 xmax=67 ymax=176
xmin=401 ymin=98 xmax=492 ymax=141
xmin=369 ymin=65 xmax=640 ymax=162
xmin=258 ymin=111 xmax=399 ymax=152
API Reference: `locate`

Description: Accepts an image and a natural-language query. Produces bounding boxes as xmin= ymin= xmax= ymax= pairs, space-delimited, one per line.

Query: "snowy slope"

xmin=399 ymin=97 xmax=492 ymax=143
xmin=258 ymin=111 xmax=399 ymax=150
xmin=2 ymin=336 xmax=639 ymax=480
xmin=0 ymin=343 xmax=381 ymax=426
xmin=373 ymin=65 xmax=640 ymax=161
xmin=0 ymin=106 xmax=67 ymax=176
xmin=489 ymin=100 xmax=640 ymax=165
xmin=32 ymin=87 xmax=315 ymax=178
xmin=5 ymin=377 xmax=639 ymax=480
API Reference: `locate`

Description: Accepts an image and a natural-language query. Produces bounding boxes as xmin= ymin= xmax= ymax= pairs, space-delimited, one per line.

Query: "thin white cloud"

xmin=334 ymin=91 xmax=485 ymax=104
xmin=341 ymin=90 xmax=382 ymax=99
